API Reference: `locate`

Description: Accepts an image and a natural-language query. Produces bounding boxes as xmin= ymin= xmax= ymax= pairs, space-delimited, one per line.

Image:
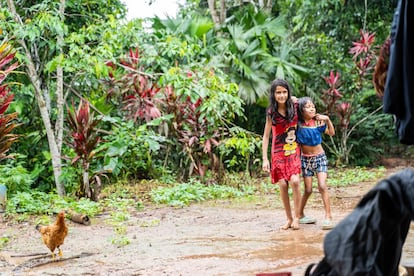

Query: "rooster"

xmin=36 ymin=211 xmax=68 ymax=260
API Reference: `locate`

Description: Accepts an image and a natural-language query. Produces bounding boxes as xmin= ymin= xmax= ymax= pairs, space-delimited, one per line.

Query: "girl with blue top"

xmin=296 ymin=97 xmax=335 ymax=230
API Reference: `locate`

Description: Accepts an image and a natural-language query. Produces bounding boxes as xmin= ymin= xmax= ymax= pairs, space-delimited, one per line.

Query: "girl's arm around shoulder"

xmin=324 ymin=116 xmax=335 ymax=136
xmin=315 ymin=114 xmax=335 ymax=136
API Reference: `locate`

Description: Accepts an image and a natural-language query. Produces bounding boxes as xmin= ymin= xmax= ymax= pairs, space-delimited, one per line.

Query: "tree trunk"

xmin=55 ymin=0 xmax=66 ymax=154
xmin=83 ymin=161 xmax=91 ymax=199
xmin=207 ymin=0 xmax=221 ymax=29
xmin=264 ymin=0 xmax=273 ymax=13
xmin=208 ymin=0 xmax=227 ymax=31
xmin=6 ymin=0 xmax=65 ymax=196
xmin=219 ymin=0 xmax=226 ymax=24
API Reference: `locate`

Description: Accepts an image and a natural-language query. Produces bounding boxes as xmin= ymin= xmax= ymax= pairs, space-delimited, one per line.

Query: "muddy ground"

xmin=1 ymin=164 xmax=414 ymax=276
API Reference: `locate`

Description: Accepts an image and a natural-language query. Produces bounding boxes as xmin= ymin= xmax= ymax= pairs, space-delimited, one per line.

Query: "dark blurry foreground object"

xmin=382 ymin=0 xmax=414 ymax=145
xmin=305 ymin=168 xmax=414 ymax=275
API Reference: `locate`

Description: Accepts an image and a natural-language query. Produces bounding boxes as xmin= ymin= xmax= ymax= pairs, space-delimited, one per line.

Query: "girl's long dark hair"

xmin=297 ymin=97 xmax=313 ymax=125
xmin=267 ymin=79 xmax=295 ymax=123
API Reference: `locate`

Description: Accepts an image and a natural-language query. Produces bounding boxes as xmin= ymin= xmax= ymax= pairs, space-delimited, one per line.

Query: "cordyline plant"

xmin=160 ymin=66 xmax=244 ymax=180
xmin=349 ymin=29 xmax=376 ymax=90
xmin=66 ymin=99 xmax=103 ymax=201
xmin=322 ymin=30 xmax=382 ymax=165
xmin=0 ymin=41 xmax=19 ymax=161
xmin=105 ymin=48 xmax=162 ymax=123
xmin=322 ymin=70 xmax=342 ymax=116
xmin=103 ymin=47 xmax=243 ymax=180
xmin=162 ymin=84 xmax=223 ymax=178
xmin=104 ymin=49 xmax=222 ymax=179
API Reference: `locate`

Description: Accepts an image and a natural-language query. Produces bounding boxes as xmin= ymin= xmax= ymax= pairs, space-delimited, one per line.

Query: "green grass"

xmin=150 ymin=178 xmax=254 ymax=207
xmin=2 ymin=166 xmax=388 ymax=219
xmin=0 ymin=235 xmax=10 ymax=250
xmin=328 ymin=166 xmax=386 ymax=187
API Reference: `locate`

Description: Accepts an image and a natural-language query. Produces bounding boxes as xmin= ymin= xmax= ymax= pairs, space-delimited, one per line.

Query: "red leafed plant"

xmin=163 ymin=85 xmax=223 ymax=178
xmin=105 ymin=48 xmax=162 ymax=123
xmin=66 ymin=99 xmax=102 ymax=200
xmin=322 ymin=70 xmax=342 ymax=115
xmin=336 ymin=102 xmax=352 ymax=129
xmin=349 ymin=29 xmax=375 ymax=59
xmin=0 ymin=42 xmax=19 ymax=161
xmin=321 ymin=30 xmax=382 ymax=165
xmin=349 ymin=29 xmax=376 ymax=89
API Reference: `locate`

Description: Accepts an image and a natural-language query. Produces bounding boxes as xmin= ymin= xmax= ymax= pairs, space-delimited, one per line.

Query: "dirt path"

xmin=1 ymin=166 xmax=414 ymax=276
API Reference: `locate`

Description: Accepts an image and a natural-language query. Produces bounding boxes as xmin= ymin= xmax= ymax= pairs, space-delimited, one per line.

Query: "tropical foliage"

xmin=0 ymin=0 xmax=400 ymax=205
xmin=0 ymin=42 xmax=19 ymax=161
xmin=66 ymin=99 xmax=103 ymax=200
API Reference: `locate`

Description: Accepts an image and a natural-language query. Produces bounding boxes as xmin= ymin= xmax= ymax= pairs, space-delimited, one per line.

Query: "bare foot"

xmin=291 ymin=218 xmax=300 ymax=230
xmin=280 ymin=220 xmax=292 ymax=230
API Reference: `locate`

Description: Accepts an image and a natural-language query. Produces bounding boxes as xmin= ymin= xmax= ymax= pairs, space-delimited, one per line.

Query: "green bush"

xmin=6 ymin=191 xmax=101 ymax=216
xmin=100 ymin=118 xmax=166 ymax=180
xmin=0 ymin=162 xmax=34 ymax=195
xmin=150 ymin=178 xmax=253 ymax=207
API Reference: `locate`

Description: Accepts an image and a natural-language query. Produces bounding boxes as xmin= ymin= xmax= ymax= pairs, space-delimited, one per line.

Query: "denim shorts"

xmin=301 ymin=152 xmax=328 ymax=177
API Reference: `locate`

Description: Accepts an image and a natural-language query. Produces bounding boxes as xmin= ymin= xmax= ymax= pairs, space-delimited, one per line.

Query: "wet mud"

xmin=1 ymin=166 xmax=414 ymax=275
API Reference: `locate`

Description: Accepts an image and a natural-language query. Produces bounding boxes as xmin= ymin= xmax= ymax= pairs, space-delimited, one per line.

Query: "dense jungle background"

xmin=0 ymin=0 xmax=409 ymax=229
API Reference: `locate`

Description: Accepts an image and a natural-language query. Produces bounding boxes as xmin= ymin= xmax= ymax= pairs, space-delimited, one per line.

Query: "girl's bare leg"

xmin=317 ymin=172 xmax=332 ymax=220
xmin=278 ymin=180 xmax=293 ymax=230
xmin=290 ymin=174 xmax=301 ymax=230
xmin=299 ymin=176 xmax=313 ymax=218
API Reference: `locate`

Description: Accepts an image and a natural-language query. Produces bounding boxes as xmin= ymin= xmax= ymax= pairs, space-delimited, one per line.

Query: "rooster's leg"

xmin=58 ymin=247 xmax=63 ymax=257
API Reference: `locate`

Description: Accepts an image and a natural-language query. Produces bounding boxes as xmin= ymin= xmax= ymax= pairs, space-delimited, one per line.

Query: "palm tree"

xmin=214 ymin=4 xmax=307 ymax=103
xmin=148 ymin=3 xmax=308 ymax=104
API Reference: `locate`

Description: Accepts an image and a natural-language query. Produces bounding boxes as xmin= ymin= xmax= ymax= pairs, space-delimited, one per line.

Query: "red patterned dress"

xmin=269 ymin=106 xmax=301 ymax=183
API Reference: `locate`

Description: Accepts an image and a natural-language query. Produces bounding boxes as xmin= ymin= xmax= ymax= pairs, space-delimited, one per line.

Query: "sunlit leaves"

xmin=217 ymin=8 xmax=301 ymax=103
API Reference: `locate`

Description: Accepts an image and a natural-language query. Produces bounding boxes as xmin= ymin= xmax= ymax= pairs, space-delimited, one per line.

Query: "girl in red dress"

xmin=262 ymin=79 xmax=302 ymax=230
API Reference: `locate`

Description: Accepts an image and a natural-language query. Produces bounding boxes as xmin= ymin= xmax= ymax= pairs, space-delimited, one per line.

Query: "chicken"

xmin=36 ymin=211 xmax=68 ymax=260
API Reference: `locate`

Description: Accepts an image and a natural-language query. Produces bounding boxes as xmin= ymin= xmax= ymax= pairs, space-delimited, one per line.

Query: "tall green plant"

xmin=100 ymin=118 xmax=166 ymax=180
xmin=1 ymin=0 xmax=132 ymax=196
xmin=322 ymin=30 xmax=385 ymax=165
xmin=103 ymin=42 xmax=244 ymax=179
xmin=219 ymin=127 xmax=261 ymax=176
xmin=160 ymin=66 xmax=244 ymax=179
xmin=216 ymin=6 xmax=301 ymax=103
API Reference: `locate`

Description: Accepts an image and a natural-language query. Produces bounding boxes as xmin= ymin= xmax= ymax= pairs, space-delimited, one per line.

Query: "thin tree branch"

xmin=346 ymin=104 xmax=383 ymax=141
xmin=63 ymin=82 xmax=121 ymax=128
